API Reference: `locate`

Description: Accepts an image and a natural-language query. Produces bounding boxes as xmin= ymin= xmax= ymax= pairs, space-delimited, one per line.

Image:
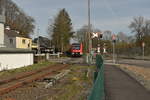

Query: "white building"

xmin=0 ymin=14 xmax=34 ymax=71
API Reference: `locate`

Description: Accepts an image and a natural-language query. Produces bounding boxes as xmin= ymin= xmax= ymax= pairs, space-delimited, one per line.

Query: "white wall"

xmin=0 ymin=23 xmax=4 ymax=47
xmin=0 ymin=53 xmax=33 ymax=71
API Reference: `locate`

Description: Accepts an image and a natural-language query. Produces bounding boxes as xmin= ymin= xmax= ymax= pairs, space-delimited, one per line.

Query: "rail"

xmin=0 ymin=64 xmax=68 ymax=96
xmin=88 ymin=55 xmax=105 ymax=100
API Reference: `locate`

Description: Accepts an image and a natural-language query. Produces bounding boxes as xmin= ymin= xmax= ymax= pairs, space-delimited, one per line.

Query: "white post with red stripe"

xmin=142 ymin=42 xmax=145 ymax=60
xmin=112 ymin=34 xmax=116 ymax=64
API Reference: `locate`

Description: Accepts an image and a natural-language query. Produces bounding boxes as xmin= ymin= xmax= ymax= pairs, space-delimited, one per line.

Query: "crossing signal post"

xmin=98 ymin=32 xmax=103 ymax=54
xmin=112 ymin=34 xmax=116 ymax=64
xmin=91 ymin=32 xmax=103 ymax=54
xmin=92 ymin=32 xmax=100 ymax=54
xmin=142 ymin=42 xmax=145 ymax=60
xmin=97 ymin=44 xmax=100 ymax=53
xmin=103 ymin=43 xmax=107 ymax=54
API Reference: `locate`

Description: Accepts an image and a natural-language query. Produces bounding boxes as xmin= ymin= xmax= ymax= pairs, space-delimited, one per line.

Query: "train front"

xmin=71 ymin=43 xmax=83 ymax=57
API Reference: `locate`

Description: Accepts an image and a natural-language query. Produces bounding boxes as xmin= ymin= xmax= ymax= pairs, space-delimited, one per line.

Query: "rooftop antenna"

xmin=37 ymin=27 xmax=40 ymax=54
xmin=2 ymin=1 xmax=5 ymax=17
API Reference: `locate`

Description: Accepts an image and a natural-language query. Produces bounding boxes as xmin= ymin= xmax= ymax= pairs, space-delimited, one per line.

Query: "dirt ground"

xmin=0 ymin=65 xmax=94 ymax=100
xmin=117 ymin=64 xmax=150 ymax=91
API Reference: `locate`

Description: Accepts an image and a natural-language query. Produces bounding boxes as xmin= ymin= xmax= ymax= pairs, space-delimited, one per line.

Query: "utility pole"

xmin=88 ymin=0 xmax=91 ymax=52
xmin=87 ymin=0 xmax=92 ymax=64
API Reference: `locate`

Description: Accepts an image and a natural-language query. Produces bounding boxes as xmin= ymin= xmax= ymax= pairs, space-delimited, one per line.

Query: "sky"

xmin=12 ymin=0 xmax=150 ymax=38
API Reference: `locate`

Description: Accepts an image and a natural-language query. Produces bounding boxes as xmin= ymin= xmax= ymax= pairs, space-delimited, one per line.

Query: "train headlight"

xmin=72 ymin=52 xmax=74 ymax=55
xmin=80 ymin=52 xmax=83 ymax=55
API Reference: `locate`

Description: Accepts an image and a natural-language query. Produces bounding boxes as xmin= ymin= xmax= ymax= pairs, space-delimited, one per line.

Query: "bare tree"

xmin=129 ymin=16 xmax=150 ymax=40
xmin=0 ymin=0 xmax=35 ymax=37
xmin=142 ymin=19 xmax=150 ymax=36
xmin=103 ymin=30 xmax=112 ymax=40
xmin=117 ymin=32 xmax=128 ymax=42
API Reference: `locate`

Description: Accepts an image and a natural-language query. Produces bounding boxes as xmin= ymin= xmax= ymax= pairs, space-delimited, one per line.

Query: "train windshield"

xmin=72 ymin=46 xmax=80 ymax=50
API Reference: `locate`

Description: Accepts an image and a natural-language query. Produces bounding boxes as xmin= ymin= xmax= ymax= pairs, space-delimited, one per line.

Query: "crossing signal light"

xmin=100 ymin=34 xmax=103 ymax=38
xmin=112 ymin=34 xmax=116 ymax=43
xmin=99 ymin=32 xmax=103 ymax=38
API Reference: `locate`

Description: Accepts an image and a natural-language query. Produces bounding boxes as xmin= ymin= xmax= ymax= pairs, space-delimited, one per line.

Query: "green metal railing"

xmin=88 ymin=55 xmax=105 ymax=100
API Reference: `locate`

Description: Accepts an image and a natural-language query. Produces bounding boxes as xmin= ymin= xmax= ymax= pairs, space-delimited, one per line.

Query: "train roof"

xmin=72 ymin=43 xmax=80 ymax=45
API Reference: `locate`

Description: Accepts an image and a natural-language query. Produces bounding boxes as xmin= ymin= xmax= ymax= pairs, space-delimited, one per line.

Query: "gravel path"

xmin=104 ymin=64 xmax=150 ymax=100
xmin=117 ymin=64 xmax=150 ymax=91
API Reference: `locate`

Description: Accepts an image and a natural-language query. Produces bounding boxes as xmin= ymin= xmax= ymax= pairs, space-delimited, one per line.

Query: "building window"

xmin=28 ymin=43 xmax=30 ymax=48
xmin=9 ymin=39 xmax=13 ymax=44
xmin=22 ymin=39 xmax=26 ymax=44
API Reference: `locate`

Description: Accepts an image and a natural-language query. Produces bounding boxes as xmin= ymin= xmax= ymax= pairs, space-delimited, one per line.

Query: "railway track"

xmin=0 ymin=64 xmax=69 ymax=96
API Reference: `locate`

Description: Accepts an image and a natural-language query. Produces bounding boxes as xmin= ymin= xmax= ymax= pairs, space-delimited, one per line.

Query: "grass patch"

xmin=45 ymin=65 xmax=95 ymax=100
xmin=0 ymin=61 xmax=56 ymax=78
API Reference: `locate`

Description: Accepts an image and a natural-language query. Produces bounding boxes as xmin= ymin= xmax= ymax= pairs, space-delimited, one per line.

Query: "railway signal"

xmin=142 ymin=42 xmax=145 ymax=60
xmin=99 ymin=32 xmax=103 ymax=38
xmin=112 ymin=34 xmax=116 ymax=43
xmin=103 ymin=43 xmax=107 ymax=54
xmin=97 ymin=44 xmax=100 ymax=53
xmin=91 ymin=32 xmax=98 ymax=38
xmin=91 ymin=32 xmax=103 ymax=39
xmin=91 ymin=32 xmax=103 ymax=54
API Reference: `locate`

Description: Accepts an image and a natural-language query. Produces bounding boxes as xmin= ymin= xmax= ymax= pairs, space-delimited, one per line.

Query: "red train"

xmin=71 ymin=43 xmax=83 ymax=56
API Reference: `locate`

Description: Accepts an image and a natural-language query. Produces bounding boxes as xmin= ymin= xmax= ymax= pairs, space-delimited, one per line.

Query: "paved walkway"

xmin=104 ymin=64 xmax=150 ymax=100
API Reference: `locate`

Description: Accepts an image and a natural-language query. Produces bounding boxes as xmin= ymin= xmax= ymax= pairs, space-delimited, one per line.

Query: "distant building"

xmin=31 ymin=42 xmax=38 ymax=49
xmin=33 ymin=36 xmax=51 ymax=48
xmin=4 ymin=29 xmax=32 ymax=49
xmin=33 ymin=36 xmax=52 ymax=53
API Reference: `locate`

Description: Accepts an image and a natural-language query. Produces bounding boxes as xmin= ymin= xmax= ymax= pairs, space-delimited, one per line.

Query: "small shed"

xmin=0 ymin=48 xmax=34 ymax=71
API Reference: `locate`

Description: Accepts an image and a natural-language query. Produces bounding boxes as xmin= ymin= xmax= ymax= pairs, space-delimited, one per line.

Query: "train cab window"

xmin=73 ymin=46 xmax=80 ymax=50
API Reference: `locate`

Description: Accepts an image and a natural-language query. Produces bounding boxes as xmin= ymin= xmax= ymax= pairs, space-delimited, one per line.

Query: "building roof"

xmin=0 ymin=47 xmax=34 ymax=53
xmin=5 ymin=29 xmax=30 ymax=38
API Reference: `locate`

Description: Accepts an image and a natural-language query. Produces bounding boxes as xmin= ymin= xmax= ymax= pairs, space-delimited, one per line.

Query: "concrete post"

xmin=46 ymin=53 xmax=50 ymax=60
